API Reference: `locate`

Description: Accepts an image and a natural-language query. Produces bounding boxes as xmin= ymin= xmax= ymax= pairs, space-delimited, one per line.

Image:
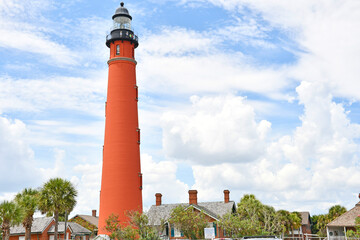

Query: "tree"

xmin=261 ymin=205 xmax=278 ymax=235
xmin=15 ymin=188 xmax=39 ymax=240
xmin=218 ymin=194 xmax=294 ymax=238
xmin=346 ymin=216 xmax=360 ymax=238
xmin=236 ymin=194 xmax=264 ymax=236
xmin=38 ymin=178 xmax=77 ymax=240
xmin=275 ymin=210 xmax=291 ymax=237
xmin=311 ymin=205 xmax=347 ymax=237
xmin=0 ymin=201 xmax=23 ymax=240
xmin=289 ymin=212 xmax=302 ymax=238
xmin=169 ymin=205 xmax=208 ymax=239
xmin=328 ymin=205 xmax=347 ymax=221
xmin=105 ymin=212 xmax=160 ymax=240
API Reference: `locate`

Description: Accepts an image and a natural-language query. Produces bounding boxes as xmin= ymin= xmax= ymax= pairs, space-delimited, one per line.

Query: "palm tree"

xmin=289 ymin=212 xmax=302 ymax=238
xmin=0 ymin=201 xmax=23 ymax=240
xmin=328 ymin=205 xmax=347 ymax=221
xmin=38 ymin=178 xmax=77 ymax=240
xmin=15 ymin=188 xmax=39 ymax=240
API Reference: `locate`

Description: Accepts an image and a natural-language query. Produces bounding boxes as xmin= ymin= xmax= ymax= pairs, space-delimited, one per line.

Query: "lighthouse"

xmin=98 ymin=2 xmax=142 ymax=234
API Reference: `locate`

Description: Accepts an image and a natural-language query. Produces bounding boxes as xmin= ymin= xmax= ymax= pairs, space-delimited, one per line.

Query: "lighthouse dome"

xmin=113 ymin=2 xmax=132 ymax=20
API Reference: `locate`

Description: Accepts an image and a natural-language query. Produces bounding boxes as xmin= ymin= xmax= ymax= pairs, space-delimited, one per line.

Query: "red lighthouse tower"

xmin=98 ymin=2 xmax=142 ymax=234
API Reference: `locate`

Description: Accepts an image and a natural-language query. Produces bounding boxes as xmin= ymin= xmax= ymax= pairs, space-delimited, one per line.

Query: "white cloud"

xmin=162 ymin=95 xmax=271 ymax=165
xmin=141 ymin=153 xmax=189 ymax=209
xmin=0 ymin=116 xmax=41 ymax=191
xmin=0 ymin=74 xmax=107 ymax=116
xmin=71 ymin=162 xmax=102 ymax=217
xmin=137 ymin=27 xmax=290 ymax=97
xmin=187 ymin=81 xmax=360 ymax=213
xmin=182 ymin=0 xmax=360 ymax=100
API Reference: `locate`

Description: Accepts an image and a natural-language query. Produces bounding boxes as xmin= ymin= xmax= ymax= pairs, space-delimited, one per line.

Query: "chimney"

xmin=224 ymin=190 xmax=230 ymax=203
xmin=188 ymin=190 xmax=198 ymax=205
xmin=92 ymin=210 xmax=97 ymax=217
xmin=155 ymin=193 xmax=162 ymax=206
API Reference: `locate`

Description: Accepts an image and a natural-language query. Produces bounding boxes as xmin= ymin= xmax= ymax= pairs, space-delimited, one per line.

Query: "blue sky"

xmin=1 ymin=0 xmax=360 ymax=217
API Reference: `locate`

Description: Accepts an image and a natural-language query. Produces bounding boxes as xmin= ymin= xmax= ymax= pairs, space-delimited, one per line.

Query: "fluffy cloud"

xmin=71 ymin=162 xmax=102 ymax=216
xmin=162 ymin=95 xmax=271 ymax=165
xmin=0 ymin=116 xmax=40 ymax=191
xmin=181 ymin=0 xmax=360 ymax=100
xmin=141 ymin=153 xmax=189 ymax=209
xmin=187 ymin=81 xmax=360 ymax=213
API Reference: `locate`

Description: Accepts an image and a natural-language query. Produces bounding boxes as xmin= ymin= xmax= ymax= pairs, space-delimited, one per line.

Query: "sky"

xmin=0 ymin=0 xmax=360 ymax=218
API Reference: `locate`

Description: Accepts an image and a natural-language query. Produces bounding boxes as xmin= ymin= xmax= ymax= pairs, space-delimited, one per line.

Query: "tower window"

xmin=132 ymin=48 xmax=134 ymax=58
xmin=139 ymin=172 xmax=143 ymax=190
xmin=134 ymin=85 xmax=138 ymax=101
xmin=136 ymin=128 xmax=140 ymax=144
xmin=116 ymin=45 xmax=120 ymax=55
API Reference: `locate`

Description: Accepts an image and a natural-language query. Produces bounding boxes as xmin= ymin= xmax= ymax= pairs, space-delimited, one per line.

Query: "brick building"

xmin=10 ymin=217 xmax=91 ymax=240
xmin=147 ymin=190 xmax=236 ymax=239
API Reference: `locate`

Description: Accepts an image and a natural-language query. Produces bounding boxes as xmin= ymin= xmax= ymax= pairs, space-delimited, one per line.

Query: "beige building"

xmin=327 ymin=201 xmax=360 ymax=240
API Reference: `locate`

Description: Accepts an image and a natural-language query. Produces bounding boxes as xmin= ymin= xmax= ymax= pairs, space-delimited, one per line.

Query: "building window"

xmin=132 ymin=48 xmax=134 ymax=58
xmin=116 ymin=45 xmax=120 ymax=55
xmin=19 ymin=236 xmax=25 ymax=240
xmin=49 ymin=235 xmax=54 ymax=240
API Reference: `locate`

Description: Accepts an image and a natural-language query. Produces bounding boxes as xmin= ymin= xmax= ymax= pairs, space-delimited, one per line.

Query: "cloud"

xmin=137 ymin=26 xmax=290 ymax=98
xmin=0 ymin=74 xmax=107 ymax=116
xmin=188 ymin=81 xmax=360 ymax=213
xmin=0 ymin=116 xmax=41 ymax=191
xmin=162 ymin=95 xmax=271 ymax=165
xmin=181 ymin=0 xmax=360 ymax=100
xmin=71 ymin=162 xmax=102 ymax=217
xmin=141 ymin=153 xmax=189 ymax=209
xmin=0 ymin=0 xmax=79 ymax=66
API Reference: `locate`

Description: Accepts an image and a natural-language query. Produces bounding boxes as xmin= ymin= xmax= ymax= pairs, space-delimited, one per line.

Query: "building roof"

xmin=10 ymin=217 xmax=54 ymax=235
xmin=299 ymin=212 xmax=311 ymax=225
xmin=48 ymin=222 xmax=92 ymax=235
xmin=147 ymin=201 xmax=236 ymax=226
xmin=71 ymin=215 xmax=99 ymax=227
xmin=327 ymin=202 xmax=360 ymax=227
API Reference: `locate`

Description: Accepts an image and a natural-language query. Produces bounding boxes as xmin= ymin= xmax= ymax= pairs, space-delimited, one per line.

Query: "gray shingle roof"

xmin=48 ymin=222 xmax=91 ymax=235
xmin=10 ymin=217 xmax=54 ymax=235
xmin=147 ymin=201 xmax=236 ymax=226
xmin=71 ymin=215 xmax=98 ymax=227
xmin=327 ymin=202 xmax=360 ymax=227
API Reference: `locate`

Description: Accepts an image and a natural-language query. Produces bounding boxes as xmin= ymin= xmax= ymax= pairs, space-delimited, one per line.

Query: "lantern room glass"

xmin=113 ymin=16 xmax=131 ymax=30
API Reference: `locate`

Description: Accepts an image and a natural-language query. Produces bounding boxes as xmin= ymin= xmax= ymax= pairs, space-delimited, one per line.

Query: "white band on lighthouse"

xmin=107 ymin=57 xmax=137 ymax=65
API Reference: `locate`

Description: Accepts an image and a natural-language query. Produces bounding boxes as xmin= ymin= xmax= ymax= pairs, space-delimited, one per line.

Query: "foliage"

xmin=15 ymin=188 xmax=39 ymax=240
xmin=38 ymin=178 xmax=77 ymax=240
xmin=0 ymin=201 xmax=23 ymax=240
xmin=328 ymin=205 xmax=347 ymax=220
xmin=218 ymin=194 xmax=301 ymax=238
xmin=346 ymin=216 xmax=360 ymax=238
xmin=105 ymin=212 xmax=160 ymax=240
xmin=169 ymin=205 xmax=208 ymax=239
xmin=289 ymin=212 xmax=302 ymax=237
xmin=311 ymin=205 xmax=347 ymax=237
xmin=69 ymin=216 xmax=97 ymax=236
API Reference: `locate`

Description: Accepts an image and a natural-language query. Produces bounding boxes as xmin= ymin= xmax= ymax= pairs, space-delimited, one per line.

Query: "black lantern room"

xmin=106 ymin=2 xmax=138 ymax=48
